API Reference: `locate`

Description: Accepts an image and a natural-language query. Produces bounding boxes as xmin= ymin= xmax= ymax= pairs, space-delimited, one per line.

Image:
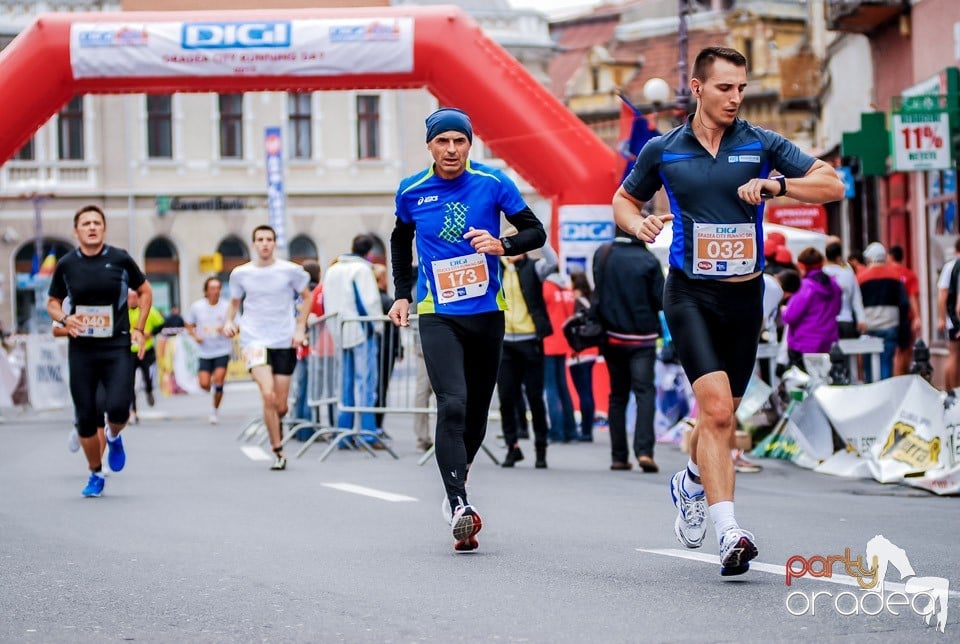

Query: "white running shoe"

xmin=719 ymin=528 xmax=758 ymax=576
xmin=209 ymin=413 xmax=219 ymax=425
xmin=67 ymin=428 xmax=80 ymax=453
xmin=670 ymin=470 xmax=706 ymax=549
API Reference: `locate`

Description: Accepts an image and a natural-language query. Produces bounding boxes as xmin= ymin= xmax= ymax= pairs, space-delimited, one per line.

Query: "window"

xmin=288 ymin=92 xmax=312 ymax=160
xmin=147 ymin=94 xmax=173 ymax=159
xmin=289 ymin=234 xmax=318 ymax=264
xmin=13 ymin=137 xmax=34 ymax=161
xmin=356 ymin=95 xmax=380 ymax=160
xmin=218 ymin=94 xmax=244 ymax=159
xmin=58 ymin=95 xmax=84 ymax=160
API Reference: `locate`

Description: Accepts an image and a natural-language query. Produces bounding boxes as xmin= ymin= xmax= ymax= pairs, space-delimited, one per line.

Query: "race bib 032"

xmin=692 ymin=223 xmax=757 ymax=277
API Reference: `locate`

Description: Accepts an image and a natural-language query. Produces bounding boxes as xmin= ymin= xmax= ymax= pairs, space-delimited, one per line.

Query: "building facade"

xmin=0 ymin=0 xmax=554 ymax=332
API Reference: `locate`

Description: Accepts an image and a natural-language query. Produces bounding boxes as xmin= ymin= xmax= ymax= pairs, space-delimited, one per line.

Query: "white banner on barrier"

xmin=812 ymin=376 xmax=958 ymax=495
xmin=70 ymin=18 xmax=414 ymax=78
xmin=25 ymin=337 xmax=70 ymax=411
xmin=0 ymin=346 xmax=17 ymax=408
xmin=868 ymin=376 xmax=945 ymax=483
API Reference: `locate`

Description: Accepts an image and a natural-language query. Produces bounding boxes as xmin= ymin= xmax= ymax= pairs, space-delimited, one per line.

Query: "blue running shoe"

xmin=82 ymin=472 xmax=105 ymax=497
xmin=107 ymin=434 xmax=126 ymax=472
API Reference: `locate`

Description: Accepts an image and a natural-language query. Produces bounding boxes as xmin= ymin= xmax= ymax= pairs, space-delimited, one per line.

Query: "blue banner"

xmin=264 ymin=127 xmax=288 ymax=252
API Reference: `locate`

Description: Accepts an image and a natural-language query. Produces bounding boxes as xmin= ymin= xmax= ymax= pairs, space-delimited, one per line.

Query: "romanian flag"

xmin=36 ymin=250 xmax=57 ymax=277
xmin=617 ymin=92 xmax=659 ymax=184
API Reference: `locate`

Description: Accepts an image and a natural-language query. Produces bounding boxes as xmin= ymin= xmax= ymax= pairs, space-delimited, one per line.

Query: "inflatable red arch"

xmin=0 ymin=5 xmax=619 ymax=211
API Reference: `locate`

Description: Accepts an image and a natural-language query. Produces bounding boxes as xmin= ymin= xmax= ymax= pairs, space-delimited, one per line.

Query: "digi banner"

xmin=558 ymin=205 xmax=615 ymax=282
xmin=264 ymin=127 xmax=288 ymax=253
xmin=70 ymin=18 xmax=414 ymax=78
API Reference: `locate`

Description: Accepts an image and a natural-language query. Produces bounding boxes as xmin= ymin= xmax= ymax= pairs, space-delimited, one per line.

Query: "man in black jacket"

xmin=499 ymin=243 xmax=558 ymax=468
xmin=594 ymin=231 xmax=665 ymax=472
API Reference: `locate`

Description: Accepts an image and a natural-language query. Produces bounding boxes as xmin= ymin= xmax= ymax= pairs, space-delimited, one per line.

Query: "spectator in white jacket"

xmin=823 ymin=241 xmax=867 ymax=339
xmin=322 ymin=235 xmax=383 ymax=437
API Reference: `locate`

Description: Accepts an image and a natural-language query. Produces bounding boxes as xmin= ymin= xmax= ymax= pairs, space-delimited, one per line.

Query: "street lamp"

xmin=643 ymin=77 xmax=672 ymax=107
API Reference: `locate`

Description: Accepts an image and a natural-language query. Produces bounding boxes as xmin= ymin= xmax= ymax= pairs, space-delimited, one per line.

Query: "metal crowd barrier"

xmin=236 ymin=313 xmax=502 ymax=464
xmin=285 ymin=312 xmax=499 ymax=464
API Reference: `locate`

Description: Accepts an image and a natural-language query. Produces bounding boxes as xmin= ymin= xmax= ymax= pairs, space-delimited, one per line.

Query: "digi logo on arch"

xmin=182 ymin=22 xmax=292 ymax=49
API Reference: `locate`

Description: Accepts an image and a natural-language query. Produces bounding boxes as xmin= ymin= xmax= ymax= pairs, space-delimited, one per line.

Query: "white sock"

xmin=682 ymin=459 xmax=704 ymax=497
xmin=106 ymin=426 xmax=119 ymax=442
xmin=710 ymin=501 xmax=738 ymax=544
xmin=92 ymin=470 xmax=105 ymax=479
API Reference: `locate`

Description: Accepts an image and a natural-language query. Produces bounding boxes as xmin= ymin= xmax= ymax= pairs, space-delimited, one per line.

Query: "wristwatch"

xmin=500 ymin=236 xmax=515 ymax=255
xmin=773 ymin=175 xmax=787 ymax=197
xmin=58 ymin=314 xmax=68 ymax=325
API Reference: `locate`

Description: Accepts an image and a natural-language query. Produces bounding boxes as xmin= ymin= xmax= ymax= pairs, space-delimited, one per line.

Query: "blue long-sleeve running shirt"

xmin=394 ymin=159 xmax=531 ymax=316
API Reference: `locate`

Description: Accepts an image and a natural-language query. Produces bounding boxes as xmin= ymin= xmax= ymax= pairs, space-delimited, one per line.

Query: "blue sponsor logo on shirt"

xmin=561 ymin=221 xmax=615 ymax=242
xmin=727 ymin=154 xmax=761 ymax=164
xmin=182 ymin=22 xmax=291 ymax=49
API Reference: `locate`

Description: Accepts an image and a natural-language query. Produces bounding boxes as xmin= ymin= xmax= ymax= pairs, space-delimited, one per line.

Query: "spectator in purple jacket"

xmin=781 ymin=247 xmax=842 ymax=370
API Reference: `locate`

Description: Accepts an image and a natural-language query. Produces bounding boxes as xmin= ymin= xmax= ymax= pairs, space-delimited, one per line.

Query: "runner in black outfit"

xmin=47 ymin=205 xmax=152 ymax=497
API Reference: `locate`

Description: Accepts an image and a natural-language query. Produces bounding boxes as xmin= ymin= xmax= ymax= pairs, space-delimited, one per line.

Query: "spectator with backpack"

xmin=594 ymin=229 xmax=664 ymax=472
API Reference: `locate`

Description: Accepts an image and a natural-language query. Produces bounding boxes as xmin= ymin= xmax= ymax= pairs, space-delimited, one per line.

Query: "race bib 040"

xmin=692 ymin=223 xmax=757 ymax=277
xmin=431 ymin=253 xmax=490 ymax=305
xmin=75 ymin=305 xmax=113 ymax=338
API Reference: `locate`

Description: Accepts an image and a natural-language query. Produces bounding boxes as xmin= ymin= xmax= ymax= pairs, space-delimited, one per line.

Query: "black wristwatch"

xmin=500 ymin=236 xmax=515 ymax=255
xmin=773 ymin=175 xmax=787 ymax=197
xmin=59 ymin=314 xmax=68 ymax=325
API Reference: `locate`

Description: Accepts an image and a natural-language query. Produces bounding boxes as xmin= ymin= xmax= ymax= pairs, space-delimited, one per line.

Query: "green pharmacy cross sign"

xmin=890 ymin=94 xmax=955 ymax=172
xmin=842 ymin=112 xmax=890 ymax=177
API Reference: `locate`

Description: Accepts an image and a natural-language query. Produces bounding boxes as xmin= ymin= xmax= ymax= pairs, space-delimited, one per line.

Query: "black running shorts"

xmin=266 ymin=348 xmax=297 ymax=376
xmin=198 ymin=354 xmax=230 ymax=373
xmin=663 ymin=268 xmax=764 ymax=398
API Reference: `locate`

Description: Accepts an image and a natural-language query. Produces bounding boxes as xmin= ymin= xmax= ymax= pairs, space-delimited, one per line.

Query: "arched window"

xmin=288 ymin=234 xmax=318 ymax=265
xmin=13 ymin=237 xmax=74 ymax=333
xmin=217 ymin=235 xmax=249 ymax=292
xmin=144 ymin=236 xmax=180 ymax=313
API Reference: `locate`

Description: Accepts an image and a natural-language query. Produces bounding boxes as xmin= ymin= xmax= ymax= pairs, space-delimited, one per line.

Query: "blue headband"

xmin=425 ymin=108 xmax=473 ymax=143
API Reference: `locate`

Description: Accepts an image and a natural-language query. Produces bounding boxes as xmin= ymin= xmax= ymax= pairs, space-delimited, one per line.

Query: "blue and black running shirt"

xmin=395 ymin=159 xmax=527 ymax=316
xmin=623 ymin=116 xmax=816 ymax=279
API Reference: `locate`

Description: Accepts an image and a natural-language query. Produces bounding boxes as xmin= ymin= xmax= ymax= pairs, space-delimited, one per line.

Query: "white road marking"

xmin=322 ymin=483 xmax=417 ymax=503
xmin=637 ymin=548 xmax=960 ymax=597
xmin=240 ymin=446 xmax=271 ymax=461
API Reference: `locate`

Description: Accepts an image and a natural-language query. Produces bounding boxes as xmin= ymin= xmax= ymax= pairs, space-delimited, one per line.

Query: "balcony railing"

xmin=0 ymin=161 xmax=97 ymax=194
xmin=825 ymin=0 xmax=906 ymax=34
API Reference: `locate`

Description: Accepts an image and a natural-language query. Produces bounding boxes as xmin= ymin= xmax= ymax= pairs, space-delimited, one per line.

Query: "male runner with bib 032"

xmin=612 ymin=47 xmax=843 ymax=576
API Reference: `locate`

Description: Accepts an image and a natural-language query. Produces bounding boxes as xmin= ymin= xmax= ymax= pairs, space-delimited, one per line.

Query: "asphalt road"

xmin=1 ymin=383 xmax=957 ymax=643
